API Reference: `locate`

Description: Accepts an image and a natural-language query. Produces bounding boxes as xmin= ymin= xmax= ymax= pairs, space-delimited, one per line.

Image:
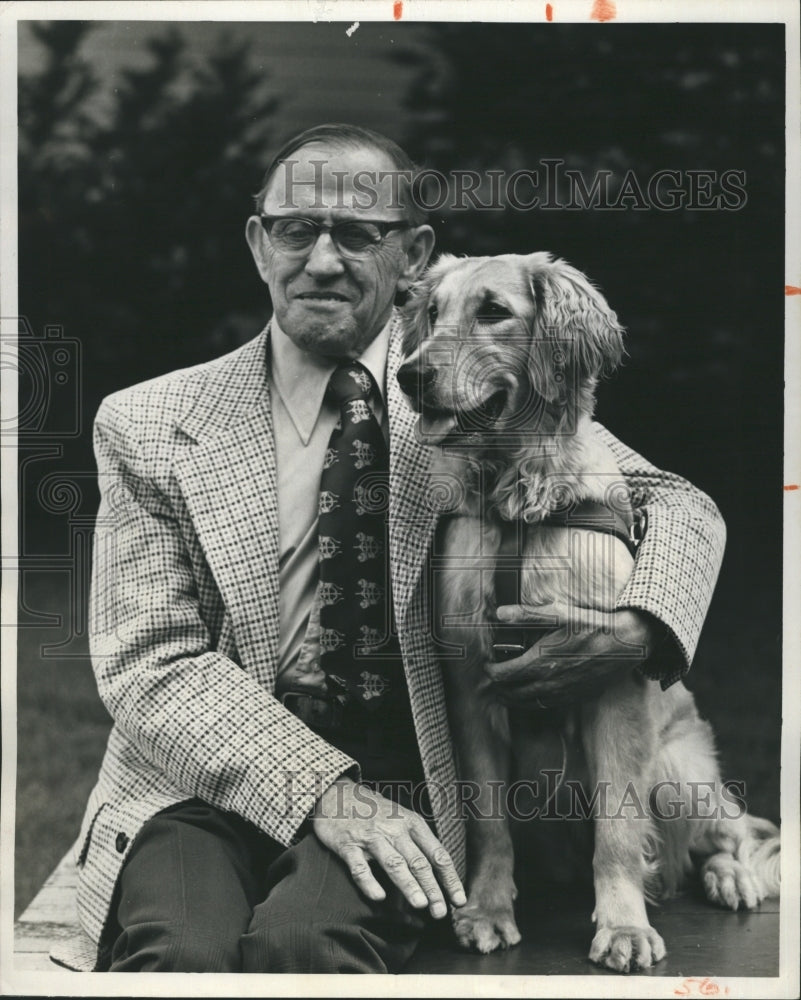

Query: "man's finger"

xmin=497 ymin=602 xmax=613 ymax=634
xmin=495 ymin=601 xmax=564 ymax=626
xmin=394 ymin=839 xmax=448 ymax=918
xmin=368 ymin=839 xmax=430 ymax=910
xmin=408 ymin=819 xmax=467 ymax=907
xmin=486 ymin=650 xmax=562 ymax=684
xmin=338 ymin=843 xmax=386 ymax=902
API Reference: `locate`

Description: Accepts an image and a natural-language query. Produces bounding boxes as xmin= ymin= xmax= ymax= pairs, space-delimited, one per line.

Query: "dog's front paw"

xmin=702 ymin=853 xmax=763 ymax=910
xmin=453 ymin=901 xmax=522 ymax=954
xmin=589 ymin=925 xmax=666 ymax=973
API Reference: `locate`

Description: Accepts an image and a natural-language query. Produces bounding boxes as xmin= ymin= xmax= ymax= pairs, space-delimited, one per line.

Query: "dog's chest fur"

xmin=433 ymin=424 xmax=635 ymax=697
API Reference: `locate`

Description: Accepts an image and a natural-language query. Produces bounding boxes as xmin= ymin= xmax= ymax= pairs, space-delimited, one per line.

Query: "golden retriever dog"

xmin=396 ymin=252 xmax=780 ymax=972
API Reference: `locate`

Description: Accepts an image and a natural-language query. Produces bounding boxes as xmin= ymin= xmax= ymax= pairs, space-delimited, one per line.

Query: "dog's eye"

xmin=427 ymin=303 xmax=438 ymax=326
xmin=477 ymin=301 xmax=513 ymax=324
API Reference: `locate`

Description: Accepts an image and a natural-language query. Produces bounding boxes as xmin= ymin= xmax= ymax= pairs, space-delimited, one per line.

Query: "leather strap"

xmin=541 ymin=498 xmax=639 ymax=558
xmin=491 ymin=502 xmax=646 ymax=660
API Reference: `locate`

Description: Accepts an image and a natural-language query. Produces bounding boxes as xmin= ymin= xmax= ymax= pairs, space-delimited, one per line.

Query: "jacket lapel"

xmin=173 ymin=329 xmax=280 ymax=691
xmin=387 ymin=317 xmax=439 ymax=624
xmin=387 ymin=316 xmax=461 ymax=837
xmin=173 ymin=319 xmax=439 ymax=690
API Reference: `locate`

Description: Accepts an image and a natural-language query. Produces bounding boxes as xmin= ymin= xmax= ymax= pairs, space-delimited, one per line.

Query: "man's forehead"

xmin=261 ymin=142 xmax=409 ymax=217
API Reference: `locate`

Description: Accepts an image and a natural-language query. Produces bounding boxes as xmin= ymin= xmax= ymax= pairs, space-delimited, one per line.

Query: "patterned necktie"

xmin=317 ymin=361 xmax=401 ymax=709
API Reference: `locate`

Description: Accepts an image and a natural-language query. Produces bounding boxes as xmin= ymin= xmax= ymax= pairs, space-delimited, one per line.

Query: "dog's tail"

xmin=740 ymin=815 xmax=781 ymax=898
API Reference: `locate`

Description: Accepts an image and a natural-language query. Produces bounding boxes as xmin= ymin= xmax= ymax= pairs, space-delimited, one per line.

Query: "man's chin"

xmin=276 ymin=309 xmax=375 ymax=360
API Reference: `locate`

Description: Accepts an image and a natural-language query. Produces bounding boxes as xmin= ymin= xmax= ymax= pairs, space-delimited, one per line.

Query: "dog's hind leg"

xmin=582 ymin=673 xmax=668 ymax=973
xmin=645 ymin=687 xmax=780 ymax=911
xmin=697 ymin=814 xmax=781 ymax=910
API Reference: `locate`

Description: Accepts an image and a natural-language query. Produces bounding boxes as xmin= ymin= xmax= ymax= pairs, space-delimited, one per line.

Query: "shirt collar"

xmin=270 ymin=317 xmax=391 ymax=446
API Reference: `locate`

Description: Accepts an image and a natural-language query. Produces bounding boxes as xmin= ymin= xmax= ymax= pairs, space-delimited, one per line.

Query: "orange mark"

xmin=590 ymin=0 xmax=617 ymax=21
xmin=785 ymin=484 xmax=799 ymax=491
xmin=673 ymin=978 xmax=727 ymax=998
xmin=786 ymin=285 xmax=801 ymax=295
xmin=393 ymin=0 xmax=402 ymax=19
xmin=546 ymin=3 xmax=553 ymax=20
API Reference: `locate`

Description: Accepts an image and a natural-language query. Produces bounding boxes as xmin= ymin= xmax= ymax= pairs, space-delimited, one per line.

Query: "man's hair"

xmin=253 ymin=122 xmax=428 ymax=226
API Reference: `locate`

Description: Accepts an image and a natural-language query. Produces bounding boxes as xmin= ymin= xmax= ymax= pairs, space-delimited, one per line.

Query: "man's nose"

xmin=304 ymin=232 xmax=345 ymax=278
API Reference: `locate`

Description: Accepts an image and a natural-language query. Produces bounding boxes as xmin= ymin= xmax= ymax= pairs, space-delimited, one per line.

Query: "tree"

xmin=19 ymin=21 xmax=279 ymax=416
xmin=393 ymin=23 xmax=783 ymax=480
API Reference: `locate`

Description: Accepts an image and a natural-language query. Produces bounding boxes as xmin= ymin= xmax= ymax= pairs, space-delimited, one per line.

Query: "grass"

xmin=14 ymin=627 xmax=112 ymax=917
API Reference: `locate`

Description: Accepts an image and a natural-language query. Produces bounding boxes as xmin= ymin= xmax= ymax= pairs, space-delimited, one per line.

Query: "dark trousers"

xmin=106 ymin=704 xmax=432 ymax=973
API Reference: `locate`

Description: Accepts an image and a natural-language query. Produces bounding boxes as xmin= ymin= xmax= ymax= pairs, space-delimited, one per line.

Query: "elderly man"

xmin=67 ymin=124 xmax=724 ymax=973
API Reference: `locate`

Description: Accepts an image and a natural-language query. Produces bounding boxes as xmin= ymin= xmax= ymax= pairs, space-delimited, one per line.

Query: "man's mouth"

xmin=295 ymin=291 xmax=350 ymax=304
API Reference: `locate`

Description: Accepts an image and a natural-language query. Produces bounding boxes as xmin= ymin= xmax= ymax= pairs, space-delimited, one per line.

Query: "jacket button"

xmin=115 ymin=832 xmax=129 ymax=853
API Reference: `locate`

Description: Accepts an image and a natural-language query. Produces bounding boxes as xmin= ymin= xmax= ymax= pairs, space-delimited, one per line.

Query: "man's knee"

xmin=240 ymin=835 xmax=425 ymax=973
xmin=105 ymin=798 xmax=267 ymax=972
xmin=109 ymin=918 xmax=242 ymax=972
xmin=241 ymin=915 xmax=398 ymax=973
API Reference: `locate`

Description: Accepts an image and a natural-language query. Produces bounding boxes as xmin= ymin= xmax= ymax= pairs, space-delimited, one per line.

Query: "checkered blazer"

xmin=68 ymin=315 xmax=725 ymax=967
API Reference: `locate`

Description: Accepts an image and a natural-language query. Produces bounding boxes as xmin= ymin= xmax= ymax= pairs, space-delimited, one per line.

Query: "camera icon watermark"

xmin=2 ymin=316 xmax=83 ymax=438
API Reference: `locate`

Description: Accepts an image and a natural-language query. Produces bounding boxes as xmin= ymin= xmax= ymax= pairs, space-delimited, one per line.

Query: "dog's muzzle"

xmin=396 ymin=362 xmax=436 ymax=409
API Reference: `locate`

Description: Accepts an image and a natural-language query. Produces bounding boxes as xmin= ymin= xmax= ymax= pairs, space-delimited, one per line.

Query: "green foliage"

xmin=393 ymin=24 xmax=783 ymax=372
xmin=393 ymin=24 xmax=784 ymax=490
xmin=19 ymin=22 xmax=278 ymax=405
xmin=396 ymin=24 xmax=783 ymax=207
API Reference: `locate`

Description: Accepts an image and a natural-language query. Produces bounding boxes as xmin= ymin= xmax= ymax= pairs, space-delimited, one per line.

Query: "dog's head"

xmin=397 ymin=252 xmax=625 ymax=448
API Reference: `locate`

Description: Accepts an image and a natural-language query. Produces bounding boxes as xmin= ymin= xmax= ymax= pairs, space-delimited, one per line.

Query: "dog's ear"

xmin=527 ymin=254 xmax=625 ymax=386
xmin=400 ymin=253 xmax=462 ymax=357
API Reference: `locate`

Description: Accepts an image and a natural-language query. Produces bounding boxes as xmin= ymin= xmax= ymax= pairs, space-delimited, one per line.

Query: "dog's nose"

xmin=396 ymin=363 xmax=436 ymax=400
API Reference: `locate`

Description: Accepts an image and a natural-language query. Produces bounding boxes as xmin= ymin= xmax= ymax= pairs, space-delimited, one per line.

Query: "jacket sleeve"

xmin=593 ymin=422 xmax=727 ymax=688
xmin=89 ymin=397 xmax=359 ymax=846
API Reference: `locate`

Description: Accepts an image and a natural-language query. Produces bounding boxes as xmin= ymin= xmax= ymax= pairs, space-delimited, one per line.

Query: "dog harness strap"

xmin=492 ymin=521 xmax=548 ymax=660
xmin=491 ymin=502 xmax=645 ymax=661
xmin=494 ymin=519 xmax=528 ymax=612
xmin=540 ymin=499 xmax=641 ymax=558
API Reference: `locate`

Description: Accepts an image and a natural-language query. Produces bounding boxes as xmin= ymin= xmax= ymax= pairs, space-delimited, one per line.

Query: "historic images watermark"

xmin=272 ymin=158 xmax=748 ymax=214
xmin=284 ymin=771 xmax=748 ymax=823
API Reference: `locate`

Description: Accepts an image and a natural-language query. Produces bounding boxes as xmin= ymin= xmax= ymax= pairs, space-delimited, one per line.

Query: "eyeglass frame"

xmin=258 ymin=214 xmax=413 ymax=259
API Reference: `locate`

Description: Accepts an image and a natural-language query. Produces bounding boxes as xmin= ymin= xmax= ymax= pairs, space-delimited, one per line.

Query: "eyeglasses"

xmin=259 ymin=215 xmax=411 ymax=259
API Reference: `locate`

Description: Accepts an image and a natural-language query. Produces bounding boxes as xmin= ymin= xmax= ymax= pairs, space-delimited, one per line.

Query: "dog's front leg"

xmin=447 ymin=675 xmax=521 ymax=953
xmin=437 ymin=516 xmax=521 ymax=953
xmin=582 ymin=674 xmax=667 ymax=973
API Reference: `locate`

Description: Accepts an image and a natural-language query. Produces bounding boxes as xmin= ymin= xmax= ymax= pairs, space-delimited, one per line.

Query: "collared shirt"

xmin=270 ymin=317 xmax=391 ymax=693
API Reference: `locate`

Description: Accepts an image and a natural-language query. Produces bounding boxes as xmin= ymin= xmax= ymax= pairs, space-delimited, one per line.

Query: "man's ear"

xmin=397 ymin=225 xmax=436 ymax=295
xmin=246 ymin=216 xmax=271 ymax=283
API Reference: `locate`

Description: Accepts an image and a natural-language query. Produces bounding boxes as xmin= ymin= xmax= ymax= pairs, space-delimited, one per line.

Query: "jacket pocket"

xmin=76 ymin=801 xmax=107 ymax=868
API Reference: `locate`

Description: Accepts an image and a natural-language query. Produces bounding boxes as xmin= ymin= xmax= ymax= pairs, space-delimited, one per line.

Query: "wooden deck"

xmin=13 ymin=853 xmax=84 ymax=973
xmin=13 ymin=852 xmax=781 ymax=977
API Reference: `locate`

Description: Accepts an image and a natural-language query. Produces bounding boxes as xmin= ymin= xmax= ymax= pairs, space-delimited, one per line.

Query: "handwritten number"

xmin=674 ymin=978 xmax=726 ymax=998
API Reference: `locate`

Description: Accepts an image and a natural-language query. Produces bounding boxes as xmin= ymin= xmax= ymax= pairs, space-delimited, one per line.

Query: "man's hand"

xmin=487 ymin=604 xmax=663 ymax=708
xmin=312 ymin=778 xmax=466 ymax=918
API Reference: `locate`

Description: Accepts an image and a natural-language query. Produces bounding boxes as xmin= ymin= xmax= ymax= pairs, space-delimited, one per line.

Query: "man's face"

xmin=246 ymin=143 xmax=434 ymax=359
